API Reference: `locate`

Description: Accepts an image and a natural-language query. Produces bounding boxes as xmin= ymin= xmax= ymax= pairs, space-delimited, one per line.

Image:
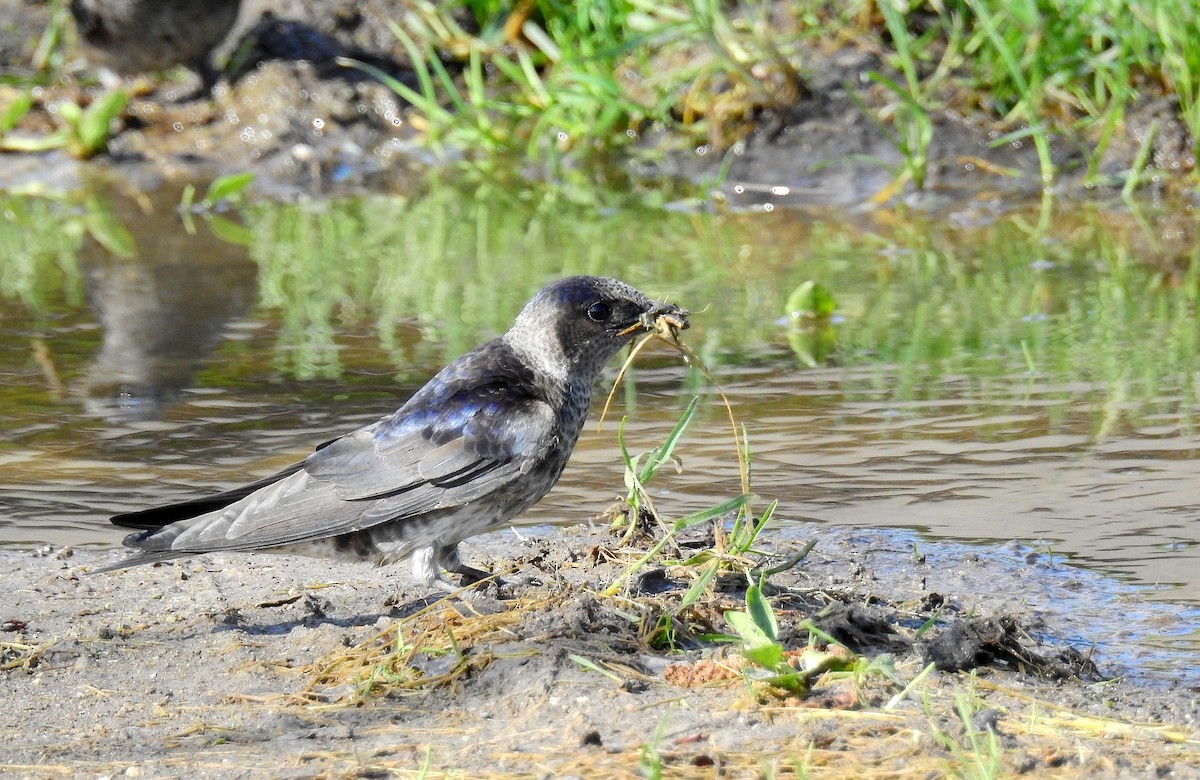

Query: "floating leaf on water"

xmin=206 ymin=215 xmax=253 ymax=246
xmin=785 ymin=280 xmax=836 ymax=321
xmin=204 ymin=172 xmax=255 ymax=205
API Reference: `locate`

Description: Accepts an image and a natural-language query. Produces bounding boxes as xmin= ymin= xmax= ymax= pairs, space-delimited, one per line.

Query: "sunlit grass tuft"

xmin=344 ymin=0 xmax=1200 ymax=189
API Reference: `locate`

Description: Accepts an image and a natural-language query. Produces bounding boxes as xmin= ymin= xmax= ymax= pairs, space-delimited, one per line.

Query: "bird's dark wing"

xmin=114 ymin=370 xmax=557 ymax=554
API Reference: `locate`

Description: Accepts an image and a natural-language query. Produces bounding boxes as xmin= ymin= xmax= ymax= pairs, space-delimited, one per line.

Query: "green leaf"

xmin=76 ymin=90 xmax=128 ymax=156
xmin=206 ymin=215 xmax=253 ymax=246
xmin=179 ymin=183 xmax=196 ymax=212
xmin=785 ymin=280 xmax=836 ymax=320
xmin=724 ymin=610 xmax=771 ymax=648
xmin=677 ymin=558 xmax=719 ymax=609
xmin=676 ymin=550 xmax=715 ymax=566
xmin=1 ymin=92 xmax=33 ymax=133
xmin=747 ymin=668 xmax=808 ymax=694
xmin=742 ymin=643 xmax=785 ymax=669
xmin=204 ymin=172 xmax=255 ymax=204
xmin=0 ymin=130 xmax=69 ymax=152
xmin=56 ymin=100 xmax=82 ymax=128
xmin=638 ymin=396 xmax=697 ymax=483
xmin=745 ymin=583 xmax=778 ymax=642
xmin=674 ymin=494 xmax=753 ymax=529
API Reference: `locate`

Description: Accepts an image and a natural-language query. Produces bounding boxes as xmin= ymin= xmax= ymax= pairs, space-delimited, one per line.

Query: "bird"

xmin=95 ymin=276 xmax=689 ymax=591
xmin=70 ymin=0 xmax=243 ymax=89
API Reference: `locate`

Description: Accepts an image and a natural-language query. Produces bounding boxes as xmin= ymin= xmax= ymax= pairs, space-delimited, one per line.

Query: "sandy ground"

xmin=2 ymin=524 xmax=1198 ymax=779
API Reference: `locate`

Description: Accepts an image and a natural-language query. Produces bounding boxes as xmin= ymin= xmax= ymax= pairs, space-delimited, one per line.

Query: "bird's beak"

xmin=617 ymin=302 xmax=690 ymax=338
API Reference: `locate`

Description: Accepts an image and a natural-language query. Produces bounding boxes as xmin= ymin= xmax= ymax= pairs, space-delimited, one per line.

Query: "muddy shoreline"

xmin=3 ymin=525 xmax=1198 ymax=778
xmin=2 ymin=0 xmax=1193 ymax=204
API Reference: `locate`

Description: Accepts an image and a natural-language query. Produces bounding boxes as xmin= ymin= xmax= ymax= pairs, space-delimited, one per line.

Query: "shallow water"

xmin=2 ymin=179 xmax=1199 ymax=677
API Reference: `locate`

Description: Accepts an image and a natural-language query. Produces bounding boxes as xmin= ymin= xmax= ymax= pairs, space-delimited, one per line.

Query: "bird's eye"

xmin=586 ymin=301 xmax=612 ymax=322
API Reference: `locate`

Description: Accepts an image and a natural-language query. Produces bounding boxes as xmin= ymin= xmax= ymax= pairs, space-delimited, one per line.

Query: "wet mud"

xmin=2 ymin=525 xmax=1198 ymax=777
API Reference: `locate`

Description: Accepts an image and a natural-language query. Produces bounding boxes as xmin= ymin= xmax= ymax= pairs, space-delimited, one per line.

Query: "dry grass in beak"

xmin=599 ymin=308 xmax=691 ymax=428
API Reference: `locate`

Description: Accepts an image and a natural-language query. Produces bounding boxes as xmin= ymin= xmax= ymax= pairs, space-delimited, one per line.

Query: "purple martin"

xmin=96 ymin=276 xmax=688 ymax=591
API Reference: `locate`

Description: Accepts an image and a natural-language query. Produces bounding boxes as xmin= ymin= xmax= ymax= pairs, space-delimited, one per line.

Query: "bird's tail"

xmin=110 ymin=461 xmax=307 ymax=530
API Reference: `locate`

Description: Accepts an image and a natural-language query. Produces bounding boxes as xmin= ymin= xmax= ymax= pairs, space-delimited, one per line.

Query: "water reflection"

xmin=80 ymin=187 xmax=257 ymax=421
xmin=1 ymin=180 xmax=1200 ymax=678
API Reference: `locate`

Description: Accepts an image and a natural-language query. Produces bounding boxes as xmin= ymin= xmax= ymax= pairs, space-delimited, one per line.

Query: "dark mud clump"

xmin=925 ymin=614 xmax=1102 ymax=680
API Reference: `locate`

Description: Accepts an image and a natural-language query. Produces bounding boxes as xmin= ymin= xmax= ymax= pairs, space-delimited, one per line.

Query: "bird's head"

xmin=507 ymin=276 xmax=689 ymax=383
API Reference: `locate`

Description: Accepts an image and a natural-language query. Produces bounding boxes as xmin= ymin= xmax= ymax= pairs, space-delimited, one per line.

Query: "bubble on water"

xmin=762 ymin=203 xmax=774 ymax=212
xmin=626 ymin=129 xmax=637 ymax=139
xmin=771 ymin=186 xmax=789 ymax=196
xmin=225 ymin=110 xmax=239 ymax=125
xmin=696 ymin=145 xmax=710 ymax=156
xmin=557 ymin=131 xmax=568 ymax=141
xmin=733 ymin=185 xmax=745 ymax=194
xmin=172 ymin=122 xmax=183 ymax=132
xmin=964 ymin=162 xmax=975 ymax=171
xmin=313 ymin=118 xmax=325 ymax=130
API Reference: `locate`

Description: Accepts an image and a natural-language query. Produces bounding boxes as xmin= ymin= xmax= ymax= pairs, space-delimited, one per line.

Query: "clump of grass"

xmin=304 ymin=592 xmax=535 ymax=703
xmin=0 ymin=636 xmax=59 ymax=671
xmin=350 ymin=0 xmax=1199 ymax=189
xmin=350 ymin=0 xmax=805 ymax=167
xmin=604 ymin=395 xmax=698 ymax=544
xmin=0 ymin=89 xmax=128 ymax=159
